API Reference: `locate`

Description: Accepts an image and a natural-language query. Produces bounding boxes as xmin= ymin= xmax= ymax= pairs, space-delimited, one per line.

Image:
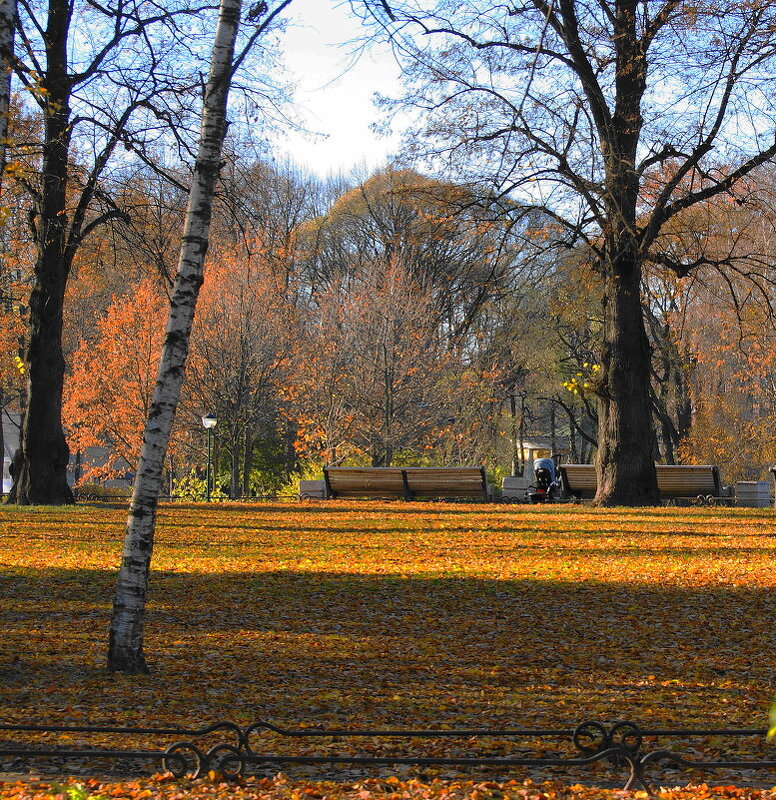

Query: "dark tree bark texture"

xmin=590 ymin=0 xmax=658 ymax=505
xmin=595 ymin=264 xmax=659 ymax=505
xmin=9 ymin=0 xmax=74 ymax=504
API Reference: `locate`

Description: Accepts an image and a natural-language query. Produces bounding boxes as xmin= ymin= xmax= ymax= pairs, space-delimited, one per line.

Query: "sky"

xmin=272 ymin=0 xmax=405 ymax=176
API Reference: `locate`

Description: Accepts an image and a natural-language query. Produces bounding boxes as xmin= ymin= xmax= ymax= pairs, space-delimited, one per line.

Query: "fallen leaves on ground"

xmin=2 ymin=501 xmax=776 ymax=796
xmin=3 ymin=775 xmax=776 ymax=800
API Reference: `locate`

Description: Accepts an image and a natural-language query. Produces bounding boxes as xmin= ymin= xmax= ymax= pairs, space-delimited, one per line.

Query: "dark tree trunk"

xmin=566 ymin=405 xmax=578 ymax=463
xmin=371 ymin=444 xmax=392 ymax=467
xmin=9 ymin=0 xmax=74 ymax=504
xmin=230 ymin=432 xmax=239 ymax=498
xmin=595 ymin=261 xmax=659 ymax=505
xmin=509 ymin=392 xmax=518 ymax=476
xmin=659 ymin=417 xmax=675 ymax=464
xmin=242 ymin=427 xmax=252 ymax=495
xmin=592 ymin=0 xmax=658 ymax=506
xmin=550 ymin=402 xmax=556 ymax=456
xmin=518 ymin=394 xmax=526 ymax=477
xmin=10 ymin=278 xmax=73 ymax=503
xmin=675 ymin=362 xmax=693 ymax=448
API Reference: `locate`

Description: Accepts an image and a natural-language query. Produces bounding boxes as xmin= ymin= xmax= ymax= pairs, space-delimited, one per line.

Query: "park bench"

xmin=323 ymin=466 xmax=491 ymax=500
xmin=558 ymin=463 xmax=724 ymax=503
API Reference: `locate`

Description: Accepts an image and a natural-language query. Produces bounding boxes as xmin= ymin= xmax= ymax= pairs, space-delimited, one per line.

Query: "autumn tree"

xmin=672 ymin=185 xmax=776 ymax=477
xmin=290 ymin=260 xmax=456 ymax=467
xmin=288 ymin=168 xmax=539 ymax=470
xmin=3 ymin=0 xmax=232 ymax=504
xmin=344 ymin=260 xmax=453 ymax=466
xmin=295 ymin=169 xmax=523 ymax=342
xmin=61 ymin=159 xmax=323 ymax=497
xmin=641 ymin=269 xmax=693 ymax=465
xmin=363 ymin=0 xmax=776 ymax=505
xmin=63 ymin=280 xmax=172 ymax=483
xmin=285 ymin=290 xmax=359 ymax=466
xmin=184 ymin=248 xmax=296 ymax=496
xmin=214 ymin=155 xmax=324 ymax=283
xmin=677 ymin=292 xmax=776 ymax=479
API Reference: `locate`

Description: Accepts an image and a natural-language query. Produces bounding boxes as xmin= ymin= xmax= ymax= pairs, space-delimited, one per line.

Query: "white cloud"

xmin=274 ymin=0 xmax=403 ymax=176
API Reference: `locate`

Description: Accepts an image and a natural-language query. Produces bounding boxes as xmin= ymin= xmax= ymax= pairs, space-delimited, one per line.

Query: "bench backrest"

xmin=323 ymin=466 xmax=488 ymax=500
xmin=559 ymin=464 xmax=721 ymax=499
xmin=404 ymin=467 xmax=487 ymax=499
xmin=324 ymin=467 xmax=407 ymax=498
xmin=655 ymin=464 xmax=721 ymax=498
xmin=559 ymin=465 xmax=597 ymax=498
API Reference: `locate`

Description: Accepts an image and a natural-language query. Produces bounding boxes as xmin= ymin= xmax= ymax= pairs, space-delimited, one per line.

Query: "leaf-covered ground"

xmin=2 ymin=501 xmax=776 ymax=799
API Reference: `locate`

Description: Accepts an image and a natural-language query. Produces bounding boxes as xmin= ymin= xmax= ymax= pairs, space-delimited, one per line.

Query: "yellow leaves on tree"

xmin=0 ymin=303 xmax=27 ymax=388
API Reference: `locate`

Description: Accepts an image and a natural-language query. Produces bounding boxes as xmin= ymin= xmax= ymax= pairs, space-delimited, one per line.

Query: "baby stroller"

xmin=528 ymin=457 xmax=561 ymax=504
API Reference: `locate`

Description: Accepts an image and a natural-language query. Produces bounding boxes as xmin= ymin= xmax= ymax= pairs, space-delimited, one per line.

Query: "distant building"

xmin=517 ymin=437 xmax=571 ymax=476
xmin=0 ymin=409 xmax=20 ymax=493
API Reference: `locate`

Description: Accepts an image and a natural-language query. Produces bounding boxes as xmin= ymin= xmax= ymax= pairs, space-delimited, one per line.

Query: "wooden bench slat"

xmin=559 ymin=464 xmax=722 ymax=500
xmin=324 ymin=466 xmax=488 ymax=500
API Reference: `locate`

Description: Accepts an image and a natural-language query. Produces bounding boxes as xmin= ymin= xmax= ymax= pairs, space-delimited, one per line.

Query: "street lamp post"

xmin=202 ymin=413 xmax=217 ymax=502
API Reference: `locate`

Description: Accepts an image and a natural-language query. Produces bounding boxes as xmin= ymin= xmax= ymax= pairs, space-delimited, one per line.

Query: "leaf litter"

xmin=2 ymin=501 xmax=776 ymax=798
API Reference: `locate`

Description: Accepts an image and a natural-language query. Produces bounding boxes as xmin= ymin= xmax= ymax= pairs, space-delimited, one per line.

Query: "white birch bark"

xmin=108 ymin=0 xmax=243 ymax=673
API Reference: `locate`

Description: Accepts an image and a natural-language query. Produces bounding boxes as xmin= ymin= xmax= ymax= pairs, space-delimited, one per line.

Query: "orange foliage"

xmin=287 ymin=261 xmax=455 ymax=465
xmin=679 ymin=298 xmax=776 ymax=478
xmin=183 ymin=244 xmax=297 ymax=492
xmin=4 ymin=775 xmax=776 ymax=800
xmin=63 ymin=279 xmax=172 ymax=481
xmin=187 ymin=245 xmax=295 ymax=420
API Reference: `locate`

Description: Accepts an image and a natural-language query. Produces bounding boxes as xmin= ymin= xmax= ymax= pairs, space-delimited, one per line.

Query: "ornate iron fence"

xmin=2 ymin=719 xmax=775 ymax=793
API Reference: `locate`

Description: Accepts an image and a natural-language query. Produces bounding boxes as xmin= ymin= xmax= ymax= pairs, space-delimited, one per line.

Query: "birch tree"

xmin=108 ymin=0 xmax=292 ymax=674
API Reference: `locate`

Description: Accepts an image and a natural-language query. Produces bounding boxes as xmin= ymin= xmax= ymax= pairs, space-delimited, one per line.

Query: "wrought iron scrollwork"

xmin=162 ymin=742 xmax=204 ymax=778
xmin=572 ymin=720 xmax=609 ymax=754
xmin=206 ymin=743 xmax=245 ymax=778
xmin=572 ymin=720 xmax=642 ymax=756
xmin=2 ymin=717 xmax=774 ymax=793
xmin=610 ymin=721 xmax=642 ymax=754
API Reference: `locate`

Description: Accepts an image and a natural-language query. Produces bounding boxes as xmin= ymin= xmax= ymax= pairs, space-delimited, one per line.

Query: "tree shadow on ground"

xmin=2 ymin=567 xmax=772 ymax=729
xmin=4 ymin=564 xmax=776 ymax=787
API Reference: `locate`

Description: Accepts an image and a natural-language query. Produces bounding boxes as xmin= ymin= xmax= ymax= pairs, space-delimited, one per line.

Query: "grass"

xmin=2 ymin=500 xmax=776 ymax=797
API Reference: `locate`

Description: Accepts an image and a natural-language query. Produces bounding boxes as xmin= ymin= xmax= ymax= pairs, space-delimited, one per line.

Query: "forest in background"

xmin=0 ymin=0 xmax=775 ymax=506
xmin=1 ymin=124 xmax=775 ymax=497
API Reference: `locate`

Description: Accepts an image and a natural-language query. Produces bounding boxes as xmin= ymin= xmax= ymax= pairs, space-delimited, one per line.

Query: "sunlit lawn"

xmin=2 ymin=500 xmax=776 ymax=795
